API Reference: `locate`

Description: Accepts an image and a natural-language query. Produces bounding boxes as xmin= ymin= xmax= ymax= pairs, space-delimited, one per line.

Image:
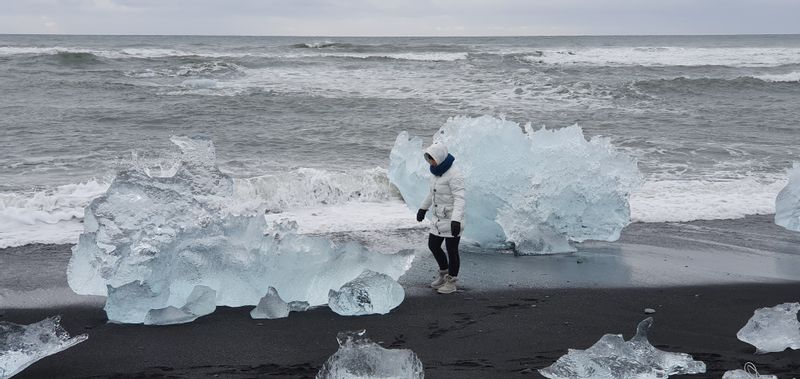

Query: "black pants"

xmin=428 ymin=233 xmax=460 ymax=277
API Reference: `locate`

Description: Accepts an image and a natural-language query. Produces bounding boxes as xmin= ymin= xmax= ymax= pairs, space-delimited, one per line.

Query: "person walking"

xmin=416 ymin=142 xmax=465 ymax=294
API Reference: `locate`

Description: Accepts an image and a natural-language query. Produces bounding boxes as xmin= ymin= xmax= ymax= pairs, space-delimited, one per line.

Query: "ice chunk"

xmin=328 ymin=270 xmax=405 ymax=316
xmin=775 ymin=163 xmax=800 ymax=231
xmin=288 ymin=301 xmax=311 ymax=312
xmin=143 ymin=285 xmax=217 ymax=325
xmin=736 ymin=302 xmax=800 ymax=354
xmin=389 ymin=116 xmax=642 ymax=254
xmin=250 ymin=287 xmax=290 ymax=319
xmin=722 ymin=363 xmax=776 ymax=379
xmin=68 ymin=136 xmax=415 ymax=324
xmin=0 ymin=316 xmax=88 ymax=379
xmin=316 ymin=330 xmax=424 ymax=379
xmin=539 ymin=317 xmax=706 ymax=379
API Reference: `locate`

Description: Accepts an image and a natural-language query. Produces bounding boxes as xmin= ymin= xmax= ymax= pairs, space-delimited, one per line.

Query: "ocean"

xmin=2 ymin=34 xmax=799 ymax=248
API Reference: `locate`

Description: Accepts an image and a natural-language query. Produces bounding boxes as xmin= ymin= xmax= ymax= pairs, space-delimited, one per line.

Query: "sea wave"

xmin=518 ymin=47 xmax=800 ymax=67
xmin=752 ymin=71 xmax=800 ymax=83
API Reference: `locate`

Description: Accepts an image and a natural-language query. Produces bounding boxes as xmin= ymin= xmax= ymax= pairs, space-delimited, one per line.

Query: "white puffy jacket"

xmin=420 ymin=143 xmax=466 ymax=238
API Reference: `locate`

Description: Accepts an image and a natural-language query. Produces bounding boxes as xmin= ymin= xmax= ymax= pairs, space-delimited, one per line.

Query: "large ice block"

xmin=68 ymin=136 xmax=415 ymax=324
xmin=539 ymin=318 xmax=706 ymax=379
xmin=775 ymin=163 xmax=800 ymax=231
xmin=737 ymin=302 xmax=800 ymax=354
xmin=0 ymin=316 xmax=88 ymax=379
xmin=328 ymin=270 xmax=405 ymax=316
xmin=389 ymin=116 xmax=642 ymax=254
xmin=316 ymin=330 xmax=424 ymax=379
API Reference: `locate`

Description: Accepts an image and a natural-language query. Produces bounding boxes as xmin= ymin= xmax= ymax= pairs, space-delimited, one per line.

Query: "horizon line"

xmin=2 ymin=32 xmax=799 ymax=38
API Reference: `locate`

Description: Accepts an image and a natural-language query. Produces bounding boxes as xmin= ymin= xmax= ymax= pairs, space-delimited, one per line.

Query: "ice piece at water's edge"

xmin=539 ymin=317 xmax=706 ymax=379
xmin=775 ymin=163 xmax=800 ymax=232
xmin=737 ymin=302 xmax=800 ymax=354
xmin=328 ymin=270 xmax=405 ymax=316
xmin=0 ymin=316 xmax=88 ymax=379
xmin=316 ymin=330 xmax=424 ymax=379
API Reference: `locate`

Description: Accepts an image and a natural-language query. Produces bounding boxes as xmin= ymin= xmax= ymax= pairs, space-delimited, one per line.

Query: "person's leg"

xmin=444 ymin=236 xmax=461 ymax=277
xmin=427 ymin=234 xmax=449 ymax=271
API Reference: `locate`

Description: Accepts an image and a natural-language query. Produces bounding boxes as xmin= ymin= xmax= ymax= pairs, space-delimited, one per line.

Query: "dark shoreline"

xmin=5 ymin=283 xmax=800 ymax=378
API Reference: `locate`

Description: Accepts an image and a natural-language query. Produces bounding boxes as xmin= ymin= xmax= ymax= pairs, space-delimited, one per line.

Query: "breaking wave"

xmin=518 ymin=47 xmax=800 ymax=67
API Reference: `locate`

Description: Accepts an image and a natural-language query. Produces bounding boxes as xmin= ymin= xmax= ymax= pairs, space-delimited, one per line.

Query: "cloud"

xmin=0 ymin=0 xmax=797 ymax=35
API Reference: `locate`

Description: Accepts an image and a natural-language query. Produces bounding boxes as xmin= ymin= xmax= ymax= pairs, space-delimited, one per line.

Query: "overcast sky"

xmin=1 ymin=0 xmax=798 ymax=36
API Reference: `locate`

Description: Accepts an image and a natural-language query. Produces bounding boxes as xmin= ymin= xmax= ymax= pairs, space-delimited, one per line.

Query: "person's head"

xmin=424 ymin=142 xmax=448 ymax=167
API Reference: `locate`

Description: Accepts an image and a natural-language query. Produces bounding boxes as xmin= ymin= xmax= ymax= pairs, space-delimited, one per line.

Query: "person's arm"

xmin=450 ymin=171 xmax=466 ymax=224
xmin=417 ymin=186 xmax=433 ymax=222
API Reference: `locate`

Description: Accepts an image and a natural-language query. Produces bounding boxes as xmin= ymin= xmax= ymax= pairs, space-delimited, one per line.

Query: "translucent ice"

xmin=316 ymin=330 xmax=424 ymax=379
xmin=736 ymin=302 xmax=800 ymax=354
xmin=723 ymin=363 xmax=776 ymax=379
xmin=389 ymin=116 xmax=641 ymax=254
xmin=328 ymin=270 xmax=405 ymax=316
xmin=775 ymin=163 xmax=800 ymax=231
xmin=143 ymin=285 xmax=217 ymax=325
xmin=0 ymin=316 xmax=88 ymax=379
xmin=250 ymin=287 xmax=290 ymax=319
xmin=68 ymin=136 xmax=414 ymax=324
xmin=539 ymin=317 xmax=706 ymax=379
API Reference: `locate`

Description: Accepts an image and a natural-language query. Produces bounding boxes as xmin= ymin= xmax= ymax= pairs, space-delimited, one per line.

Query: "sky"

xmin=0 ymin=0 xmax=798 ymax=36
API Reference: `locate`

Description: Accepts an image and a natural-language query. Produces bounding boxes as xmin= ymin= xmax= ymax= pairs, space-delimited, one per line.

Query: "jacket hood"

xmin=424 ymin=143 xmax=449 ymax=165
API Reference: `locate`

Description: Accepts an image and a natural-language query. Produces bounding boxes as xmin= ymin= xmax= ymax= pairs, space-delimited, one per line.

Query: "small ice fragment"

xmin=250 ymin=287 xmax=290 ymax=320
xmin=328 ymin=270 xmax=405 ymax=316
xmin=144 ymin=306 xmax=198 ymax=325
xmin=539 ymin=317 xmax=706 ymax=379
xmin=316 ymin=330 xmax=424 ymax=379
xmin=144 ymin=285 xmax=217 ymax=325
xmin=0 ymin=316 xmax=88 ymax=379
xmin=288 ymin=301 xmax=311 ymax=312
xmin=736 ymin=302 xmax=800 ymax=354
xmin=722 ymin=362 xmax=776 ymax=379
xmin=775 ymin=163 xmax=800 ymax=231
xmin=644 ymin=308 xmax=656 ymax=314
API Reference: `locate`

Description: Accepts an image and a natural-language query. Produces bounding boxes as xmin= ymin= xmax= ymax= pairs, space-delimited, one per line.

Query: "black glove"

xmin=416 ymin=209 xmax=427 ymax=222
xmin=451 ymin=221 xmax=461 ymax=237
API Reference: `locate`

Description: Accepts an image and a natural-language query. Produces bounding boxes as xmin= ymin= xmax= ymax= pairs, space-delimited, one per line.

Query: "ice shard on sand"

xmin=0 ymin=316 xmax=88 ymax=379
xmin=316 ymin=330 xmax=424 ymax=379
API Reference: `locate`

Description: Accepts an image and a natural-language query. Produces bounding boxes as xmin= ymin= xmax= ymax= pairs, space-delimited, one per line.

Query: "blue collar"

xmin=430 ymin=154 xmax=454 ymax=176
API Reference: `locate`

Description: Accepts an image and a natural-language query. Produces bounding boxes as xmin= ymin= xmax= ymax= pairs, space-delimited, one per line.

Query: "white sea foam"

xmin=520 ymin=47 xmax=800 ymax=67
xmin=0 ymin=180 xmax=110 ymax=248
xmin=753 ymin=71 xmax=800 ymax=83
xmin=0 ymin=171 xmax=789 ymax=248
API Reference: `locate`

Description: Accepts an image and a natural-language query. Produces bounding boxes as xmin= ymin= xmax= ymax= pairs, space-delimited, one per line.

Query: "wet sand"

xmin=2 ymin=214 xmax=800 ymax=378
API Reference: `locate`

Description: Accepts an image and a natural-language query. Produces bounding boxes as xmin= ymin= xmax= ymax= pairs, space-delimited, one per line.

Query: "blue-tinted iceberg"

xmin=68 ymin=136 xmax=414 ymax=324
xmin=539 ymin=318 xmax=706 ymax=379
xmin=389 ymin=116 xmax=642 ymax=254
xmin=737 ymin=302 xmax=800 ymax=354
xmin=0 ymin=316 xmax=88 ymax=379
xmin=775 ymin=163 xmax=800 ymax=231
xmin=328 ymin=270 xmax=405 ymax=316
xmin=316 ymin=330 xmax=424 ymax=379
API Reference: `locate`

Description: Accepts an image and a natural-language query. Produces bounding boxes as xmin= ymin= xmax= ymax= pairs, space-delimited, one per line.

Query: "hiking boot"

xmin=437 ymin=274 xmax=457 ymax=294
xmin=430 ymin=269 xmax=448 ymax=289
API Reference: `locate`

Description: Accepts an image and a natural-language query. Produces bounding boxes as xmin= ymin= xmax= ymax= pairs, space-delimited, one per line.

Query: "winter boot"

xmin=430 ymin=269 xmax=448 ymax=289
xmin=437 ymin=274 xmax=457 ymax=294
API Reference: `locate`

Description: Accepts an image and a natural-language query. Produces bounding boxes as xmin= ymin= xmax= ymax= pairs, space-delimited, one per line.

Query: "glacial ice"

xmin=328 ymin=270 xmax=405 ymax=316
xmin=316 ymin=330 xmax=424 ymax=379
xmin=143 ymin=285 xmax=217 ymax=325
xmin=68 ymin=136 xmax=414 ymax=324
xmin=539 ymin=317 xmax=706 ymax=379
xmin=0 ymin=316 xmax=88 ymax=379
xmin=389 ymin=115 xmax=642 ymax=254
xmin=775 ymin=163 xmax=800 ymax=232
xmin=722 ymin=363 xmax=776 ymax=379
xmin=250 ymin=287 xmax=290 ymax=319
xmin=736 ymin=302 xmax=800 ymax=354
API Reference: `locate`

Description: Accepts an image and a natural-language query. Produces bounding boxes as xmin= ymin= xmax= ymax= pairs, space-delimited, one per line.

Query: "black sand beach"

xmin=3 ymin=215 xmax=800 ymax=378
xmin=4 ymin=284 xmax=800 ymax=378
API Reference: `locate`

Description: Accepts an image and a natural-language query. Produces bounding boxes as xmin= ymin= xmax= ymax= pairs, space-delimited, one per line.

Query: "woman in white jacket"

xmin=416 ymin=142 xmax=465 ymax=294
